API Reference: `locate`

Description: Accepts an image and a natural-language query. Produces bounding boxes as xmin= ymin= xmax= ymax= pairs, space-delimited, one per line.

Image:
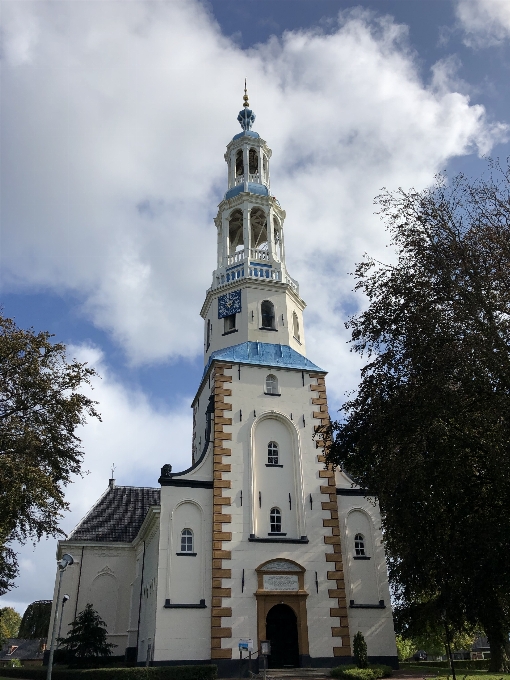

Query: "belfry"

xmin=48 ymin=89 xmax=397 ymax=674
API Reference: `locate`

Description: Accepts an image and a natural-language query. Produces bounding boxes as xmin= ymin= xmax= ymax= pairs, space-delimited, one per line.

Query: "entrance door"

xmin=265 ymin=604 xmax=300 ymax=668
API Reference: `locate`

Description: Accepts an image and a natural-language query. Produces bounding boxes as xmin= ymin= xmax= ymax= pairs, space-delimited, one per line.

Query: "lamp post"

xmin=46 ymin=553 xmax=74 ymax=680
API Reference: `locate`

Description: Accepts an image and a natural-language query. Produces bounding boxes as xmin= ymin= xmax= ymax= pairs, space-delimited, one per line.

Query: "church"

xmin=48 ymin=90 xmax=397 ymax=674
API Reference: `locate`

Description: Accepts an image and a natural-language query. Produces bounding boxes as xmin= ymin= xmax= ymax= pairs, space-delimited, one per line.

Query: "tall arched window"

xmin=268 ymin=441 xmax=279 ymax=465
xmin=265 ymin=374 xmax=278 ymax=395
xmin=354 ymin=533 xmax=366 ymax=557
xmin=249 ymin=147 xmax=258 ymax=174
xmin=270 ymin=507 xmax=282 ymax=533
xmin=181 ymin=528 xmax=194 ymax=553
xmin=292 ymin=312 xmax=300 ymax=342
xmin=235 ymin=149 xmax=244 ymax=177
xmin=261 ymin=300 xmax=275 ymax=329
xmin=206 ymin=319 xmax=211 ymax=350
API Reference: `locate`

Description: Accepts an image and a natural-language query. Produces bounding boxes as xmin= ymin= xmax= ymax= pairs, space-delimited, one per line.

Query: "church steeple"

xmin=201 ymin=92 xmax=306 ymax=363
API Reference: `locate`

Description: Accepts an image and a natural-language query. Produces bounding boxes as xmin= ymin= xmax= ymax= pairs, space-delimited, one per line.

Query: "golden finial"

xmin=243 ymin=78 xmax=249 ymax=107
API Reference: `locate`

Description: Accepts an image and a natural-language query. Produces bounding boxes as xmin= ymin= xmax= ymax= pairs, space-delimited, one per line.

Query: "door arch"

xmin=266 ymin=604 xmax=299 ymax=668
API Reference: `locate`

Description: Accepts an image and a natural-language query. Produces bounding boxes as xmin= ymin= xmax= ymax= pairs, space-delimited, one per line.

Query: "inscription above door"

xmin=263 ymin=574 xmax=299 ymax=591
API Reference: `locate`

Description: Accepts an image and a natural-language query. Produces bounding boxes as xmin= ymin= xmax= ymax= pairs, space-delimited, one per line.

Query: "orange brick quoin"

xmin=211 ymin=363 xmax=233 ymax=660
xmin=310 ymin=373 xmax=351 ymax=657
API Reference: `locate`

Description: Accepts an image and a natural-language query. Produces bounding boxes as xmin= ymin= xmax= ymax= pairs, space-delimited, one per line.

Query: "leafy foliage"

xmin=353 ymin=631 xmax=369 ymax=669
xmin=395 ymin=635 xmax=416 ymax=662
xmin=0 ymin=606 xmax=21 ymax=641
xmin=325 ymin=162 xmax=510 ymax=672
xmin=18 ymin=601 xmax=52 ymax=639
xmin=331 ymin=664 xmax=392 ymax=679
xmin=0 ymin=315 xmax=100 ymax=594
xmin=58 ymin=604 xmax=116 ymax=660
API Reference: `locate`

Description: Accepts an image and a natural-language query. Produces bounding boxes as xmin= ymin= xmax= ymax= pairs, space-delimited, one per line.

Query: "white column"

xmin=243 ymin=204 xmax=251 ymax=260
xmin=222 ymin=213 xmax=230 ymax=265
xmin=257 ymin=147 xmax=262 ymax=184
xmin=267 ymin=206 xmax=275 ymax=262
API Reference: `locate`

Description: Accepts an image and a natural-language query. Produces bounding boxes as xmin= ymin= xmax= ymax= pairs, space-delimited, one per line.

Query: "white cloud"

xmin=0 ymin=1 xmax=506 ymax=383
xmin=455 ymin=0 xmax=510 ymax=46
xmin=0 ymin=343 xmax=193 ymax=610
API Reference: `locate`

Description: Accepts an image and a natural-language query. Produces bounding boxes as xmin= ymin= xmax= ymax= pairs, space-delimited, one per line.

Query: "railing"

xmin=285 ymin=274 xmax=299 ymax=295
xmin=227 ymin=250 xmax=245 ymax=266
xmin=250 ymin=248 xmax=269 ymax=261
xmin=232 ymin=173 xmax=268 ymax=187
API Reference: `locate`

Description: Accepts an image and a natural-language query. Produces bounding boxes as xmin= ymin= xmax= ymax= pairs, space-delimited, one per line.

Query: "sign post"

xmin=260 ymin=640 xmax=271 ymax=680
xmin=238 ymin=639 xmax=254 ymax=679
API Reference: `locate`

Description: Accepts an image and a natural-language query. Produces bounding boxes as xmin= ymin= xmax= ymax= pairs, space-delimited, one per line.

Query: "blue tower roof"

xmin=203 ymin=341 xmax=325 ymax=380
xmin=224 ymin=182 xmax=269 ymax=200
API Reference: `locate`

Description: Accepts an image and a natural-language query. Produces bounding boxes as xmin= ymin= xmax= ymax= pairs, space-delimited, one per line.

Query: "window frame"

xmin=354 ymin=532 xmax=367 ymax=557
xmin=267 ymin=441 xmax=282 ymax=467
xmin=223 ymin=313 xmax=237 ymax=335
xmin=260 ymin=300 xmax=276 ymax=330
xmin=177 ymin=528 xmax=197 ymax=556
xmin=265 ymin=374 xmax=279 ymax=396
xmin=269 ymin=507 xmax=285 ymax=535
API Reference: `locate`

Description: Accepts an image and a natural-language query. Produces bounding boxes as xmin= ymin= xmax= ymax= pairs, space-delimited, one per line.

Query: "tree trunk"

xmin=484 ymin=616 xmax=508 ymax=672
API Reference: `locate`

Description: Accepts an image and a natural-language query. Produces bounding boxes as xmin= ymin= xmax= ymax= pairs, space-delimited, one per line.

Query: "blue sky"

xmin=1 ymin=0 xmax=509 ymax=613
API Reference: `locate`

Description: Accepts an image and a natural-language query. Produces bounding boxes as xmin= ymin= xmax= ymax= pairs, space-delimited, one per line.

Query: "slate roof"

xmin=68 ymin=485 xmax=160 ymax=543
xmin=0 ymin=639 xmax=45 ymax=662
xmin=203 ymin=341 xmax=325 ymax=381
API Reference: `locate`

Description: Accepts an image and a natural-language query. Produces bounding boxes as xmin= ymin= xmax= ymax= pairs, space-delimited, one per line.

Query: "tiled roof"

xmin=203 ymin=341 xmax=325 ymax=380
xmin=0 ymin=639 xmax=45 ymax=662
xmin=68 ymin=485 xmax=160 ymax=543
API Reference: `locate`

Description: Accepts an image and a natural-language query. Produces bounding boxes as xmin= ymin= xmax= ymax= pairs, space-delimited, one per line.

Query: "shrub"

xmin=0 ymin=663 xmax=218 ymax=680
xmin=353 ymin=632 xmax=368 ymax=669
xmin=330 ymin=664 xmax=392 ymax=679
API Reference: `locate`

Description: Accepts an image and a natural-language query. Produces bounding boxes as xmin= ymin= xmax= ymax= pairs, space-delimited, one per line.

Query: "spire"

xmin=237 ymin=80 xmax=256 ymax=131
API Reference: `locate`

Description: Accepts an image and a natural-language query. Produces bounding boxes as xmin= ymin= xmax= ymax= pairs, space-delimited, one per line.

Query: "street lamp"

xmin=46 ymin=553 xmax=74 ymax=680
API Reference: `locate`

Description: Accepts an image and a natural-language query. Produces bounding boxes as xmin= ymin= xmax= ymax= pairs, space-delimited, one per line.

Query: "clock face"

xmin=218 ymin=290 xmax=242 ymax=318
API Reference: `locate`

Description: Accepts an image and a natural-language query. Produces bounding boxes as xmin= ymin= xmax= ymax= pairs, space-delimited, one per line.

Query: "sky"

xmin=1 ymin=0 xmax=510 ymax=615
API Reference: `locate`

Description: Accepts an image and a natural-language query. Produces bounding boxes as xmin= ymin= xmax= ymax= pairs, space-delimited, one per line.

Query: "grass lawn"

xmin=401 ymin=665 xmax=510 ymax=679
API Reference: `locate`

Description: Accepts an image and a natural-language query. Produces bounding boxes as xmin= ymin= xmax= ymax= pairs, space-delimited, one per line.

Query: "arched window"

xmin=249 ymin=148 xmax=258 ymax=174
xmin=261 ymin=300 xmax=275 ymax=329
xmin=354 ymin=533 xmax=366 ymax=557
xmin=265 ymin=374 xmax=278 ymax=395
xmin=235 ymin=149 xmax=244 ymax=177
xmin=270 ymin=507 xmax=282 ymax=533
xmin=292 ymin=312 xmax=300 ymax=342
xmin=268 ymin=441 xmax=279 ymax=465
xmin=181 ymin=528 xmax=194 ymax=553
xmin=206 ymin=319 xmax=211 ymax=350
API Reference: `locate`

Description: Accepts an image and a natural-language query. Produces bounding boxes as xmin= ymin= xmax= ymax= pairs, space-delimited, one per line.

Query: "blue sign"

xmin=218 ymin=290 xmax=241 ymax=318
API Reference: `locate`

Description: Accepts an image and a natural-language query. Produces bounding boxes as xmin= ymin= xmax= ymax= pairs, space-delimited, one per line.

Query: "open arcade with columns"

xmin=48 ymin=91 xmax=398 ymax=674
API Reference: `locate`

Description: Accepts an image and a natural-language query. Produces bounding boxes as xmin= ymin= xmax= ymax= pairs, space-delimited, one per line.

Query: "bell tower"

xmin=201 ymin=85 xmax=306 ymax=361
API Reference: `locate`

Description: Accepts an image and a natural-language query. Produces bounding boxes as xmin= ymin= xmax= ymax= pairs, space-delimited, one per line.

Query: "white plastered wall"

xmin=154 ymin=486 xmax=213 ymax=662
xmin=47 ymin=541 xmax=136 ymax=655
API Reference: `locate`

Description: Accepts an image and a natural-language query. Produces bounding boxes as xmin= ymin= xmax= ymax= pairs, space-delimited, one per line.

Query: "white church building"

xmin=48 ymin=91 xmax=397 ymax=674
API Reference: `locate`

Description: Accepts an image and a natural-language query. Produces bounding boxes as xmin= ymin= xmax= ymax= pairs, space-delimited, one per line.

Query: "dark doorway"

xmin=265 ymin=603 xmax=300 ymax=668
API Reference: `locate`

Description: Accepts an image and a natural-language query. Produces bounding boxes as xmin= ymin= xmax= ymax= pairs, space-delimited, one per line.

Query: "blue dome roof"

xmin=232 ymin=130 xmax=260 ymax=141
xmin=225 ymin=182 xmax=269 ymax=200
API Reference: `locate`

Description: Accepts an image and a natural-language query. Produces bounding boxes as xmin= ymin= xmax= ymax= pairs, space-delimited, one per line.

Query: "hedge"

xmin=331 ymin=664 xmax=393 ymax=680
xmin=0 ymin=664 xmax=217 ymax=680
xmin=401 ymin=661 xmax=490 ymax=670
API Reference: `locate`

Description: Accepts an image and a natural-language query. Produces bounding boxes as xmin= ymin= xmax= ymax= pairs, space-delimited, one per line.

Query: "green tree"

xmin=325 ymin=163 xmax=510 ymax=672
xmin=353 ymin=631 xmax=368 ymax=669
xmin=58 ymin=603 xmax=116 ymax=660
xmin=18 ymin=600 xmax=52 ymax=639
xmin=0 ymin=606 xmax=21 ymax=642
xmin=395 ymin=635 xmax=416 ymax=662
xmin=0 ymin=315 xmax=100 ymax=594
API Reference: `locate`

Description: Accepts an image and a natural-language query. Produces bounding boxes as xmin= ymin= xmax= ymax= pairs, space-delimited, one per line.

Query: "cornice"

xmin=215 ymin=193 xmax=286 ymax=220
xmin=224 ymin=135 xmax=272 ymax=158
xmin=200 ymin=277 xmax=305 ymax=318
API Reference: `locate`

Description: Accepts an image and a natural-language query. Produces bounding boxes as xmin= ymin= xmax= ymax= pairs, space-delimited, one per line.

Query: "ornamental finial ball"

xmin=243 ymin=78 xmax=249 ymax=107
